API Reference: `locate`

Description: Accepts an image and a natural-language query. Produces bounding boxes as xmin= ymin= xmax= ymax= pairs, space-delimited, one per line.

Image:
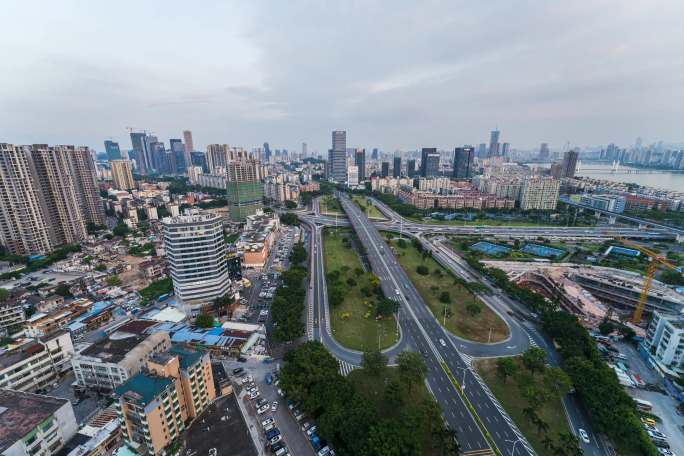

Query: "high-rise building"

xmin=561 ymin=150 xmax=579 ymax=178
xmin=327 ymin=130 xmax=347 ymax=182
xmin=477 ymin=143 xmax=487 ymax=158
xmin=347 ymin=165 xmax=359 ymax=187
xmin=0 ymin=144 xmax=54 ymax=255
xmin=371 ymin=148 xmax=379 ymax=160
xmin=115 ymin=345 xmax=216 ymax=456
xmin=111 ymin=160 xmax=136 ymax=190
xmin=488 ymin=129 xmax=500 ymax=157
xmin=263 ymin=142 xmax=271 ymax=162
xmin=407 ymin=159 xmax=417 ymax=177
xmin=393 ymin=156 xmax=402 ymax=178
xmin=641 ymin=312 xmax=684 ymax=377
xmin=190 ymin=151 xmax=209 ymax=173
xmin=519 ymin=177 xmax=560 ymax=210
xmin=67 ymin=146 xmax=106 ymax=226
xmin=206 ymin=144 xmax=229 ymax=173
xmin=302 ymin=142 xmax=308 ymax=158
xmin=539 ymin=143 xmax=550 ymax=160
xmin=30 ymin=145 xmax=87 ymax=245
xmin=381 ymin=161 xmax=390 ymax=177
xmin=452 ymin=146 xmax=475 ymax=179
xmin=354 ymin=148 xmax=366 ymax=181
xmin=183 ymin=130 xmax=194 ymax=168
xmin=226 ymin=159 xmax=263 ymax=221
xmin=104 ymin=140 xmax=122 ymax=161
xmin=0 ymin=144 xmax=103 ymax=255
xmin=420 ymin=148 xmax=440 ymax=177
xmin=162 ymin=211 xmax=231 ymax=314
xmin=129 ymin=132 xmax=149 ymax=174
xmin=501 ymin=142 xmax=510 ymax=157
xmin=169 ymin=139 xmax=186 ymax=174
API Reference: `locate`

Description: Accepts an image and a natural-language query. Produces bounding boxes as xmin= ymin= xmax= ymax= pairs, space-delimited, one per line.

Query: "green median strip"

xmin=439 ymin=361 xmax=502 ymax=456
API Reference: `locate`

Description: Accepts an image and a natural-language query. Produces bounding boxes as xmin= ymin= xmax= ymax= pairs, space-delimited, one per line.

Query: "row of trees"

xmin=271 ymin=245 xmax=308 ymax=342
xmin=280 ymin=342 xmax=459 ymax=455
xmin=541 ymin=311 xmax=657 ymax=455
xmin=495 ymin=349 xmax=583 ymax=455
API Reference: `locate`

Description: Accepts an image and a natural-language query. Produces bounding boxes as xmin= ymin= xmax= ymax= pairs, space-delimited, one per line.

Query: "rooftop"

xmin=114 ymin=373 xmax=173 ymax=405
xmin=0 ymin=389 xmax=69 ymax=453
xmin=0 ymin=340 xmax=44 ymax=370
xmin=80 ymin=333 xmax=145 ymax=363
xmin=168 ymin=345 xmax=203 ymax=370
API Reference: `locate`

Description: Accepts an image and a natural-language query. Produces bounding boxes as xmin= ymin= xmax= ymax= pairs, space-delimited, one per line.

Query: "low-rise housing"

xmin=0 ymin=389 xmax=78 ymax=456
xmin=236 ymin=211 xmax=279 ymax=270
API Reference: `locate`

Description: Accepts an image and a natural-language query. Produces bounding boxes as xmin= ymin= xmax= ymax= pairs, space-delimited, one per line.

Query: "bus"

xmin=634 ymin=398 xmax=653 ymax=412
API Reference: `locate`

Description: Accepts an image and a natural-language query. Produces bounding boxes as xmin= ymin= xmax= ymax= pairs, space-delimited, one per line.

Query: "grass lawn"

xmin=324 ymin=229 xmax=398 ymax=351
xmin=320 ymin=196 xmax=344 ymax=216
xmin=388 ymin=237 xmax=509 ymax=343
xmin=476 ymin=358 xmax=571 ymax=456
xmin=352 ymin=195 xmax=386 ymax=220
xmin=348 ymin=367 xmax=443 ymax=456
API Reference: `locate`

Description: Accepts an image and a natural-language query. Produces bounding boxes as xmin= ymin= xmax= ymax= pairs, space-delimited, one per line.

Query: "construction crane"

xmin=616 ymin=238 xmax=683 ymax=324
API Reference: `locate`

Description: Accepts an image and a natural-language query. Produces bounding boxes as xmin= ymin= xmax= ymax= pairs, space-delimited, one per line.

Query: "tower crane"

xmin=615 ymin=238 xmax=683 ymax=324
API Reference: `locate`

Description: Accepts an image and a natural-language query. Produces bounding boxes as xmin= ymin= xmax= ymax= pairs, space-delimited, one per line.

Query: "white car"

xmin=578 ymin=428 xmax=590 ymax=444
xmin=439 ymin=338 xmax=446 ymax=347
xmin=271 ymin=401 xmax=279 ymax=412
xmin=257 ymin=404 xmax=270 ymax=415
xmin=307 ymin=425 xmax=318 ymax=436
xmin=262 ymin=417 xmax=275 ymax=427
xmin=269 ymin=435 xmax=282 ymax=445
xmin=249 ymin=391 xmax=260 ymax=400
xmin=241 ymin=376 xmax=253 ymax=385
xmin=264 ymin=422 xmax=276 ymax=432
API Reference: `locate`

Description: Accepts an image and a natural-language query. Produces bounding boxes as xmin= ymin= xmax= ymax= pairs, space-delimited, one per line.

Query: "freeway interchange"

xmin=298 ymin=193 xmax=627 ymax=455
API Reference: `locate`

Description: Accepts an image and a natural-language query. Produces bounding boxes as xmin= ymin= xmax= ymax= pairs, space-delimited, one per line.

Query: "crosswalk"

xmin=338 ymin=360 xmax=357 ymax=376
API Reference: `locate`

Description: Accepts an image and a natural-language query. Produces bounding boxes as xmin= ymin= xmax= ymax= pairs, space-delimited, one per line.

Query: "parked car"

xmin=257 ymin=404 xmax=270 ymax=415
xmin=261 ymin=417 xmax=275 ymax=428
xmin=301 ymin=422 xmax=312 ymax=432
xmin=232 ymin=367 xmax=244 ymax=375
xmin=271 ymin=401 xmax=279 ymax=412
xmin=248 ymin=391 xmax=260 ymax=400
xmin=269 ymin=435 xmax=282 ymax=445
xmin=307 ymin=426 xmax=318 ymax=436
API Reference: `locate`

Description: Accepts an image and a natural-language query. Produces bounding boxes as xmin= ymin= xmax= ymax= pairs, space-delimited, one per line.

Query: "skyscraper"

xmin=183 ymin=130 xmax=194 ymax=168
xmin=354 ymin=148 xmax=366 ymax=181
xmin=477 ymin=143 xmax=487 ymax=158
xmin=393 ymin=156 xmax=402 ymax=178
xmin=263 ymin=142 xmax=271 ymax=162
xmin=190 ymin=151 xmax=209 ymax=173
xmin=0 ymin=144 xmax=103 ymax=255
xmin=501 ymin=142 xmax=510 ymax=157
xmin=561 ymin=150 xmax=579 ymax=178
xmin=452 ymin=146 xmax=475 ymax=179
xmin=226 ymin=159 xmax=263 ymax=221
xmin=381 ymin=162 xmax=390 ymax=177
xmin=206 ymin=144 xmax=229 ymax=173
xmin=302 ymin=142 xmax=308 ymax=158
xmin=129 ymin=131 xmax=149 ymax=174
xmin=104 ymin=140 xmax=122 ymax=161
xmin=0 ymin=144 xmax=53 ymax=255
xmin=169 ymin=138 xmax=186 ymax=174
xmin=539 ymin=143 xmax=550 ymax=160
xmin=407 ymin=159 xmax=417 ymax=177
xmin=162 ymin=211 xmax=231 ymax=315
xmin=327 ymin=130 xmax=347 ymax=182
xmin=111 ymin=160 xmax=136 ymax=190
xmin=371 ymin=148 xmax=379 ymax=160
xmin=488 ymin=129 xmax=500 ymax=157
xmin=420 ymin=148 xmax=440 ymax=177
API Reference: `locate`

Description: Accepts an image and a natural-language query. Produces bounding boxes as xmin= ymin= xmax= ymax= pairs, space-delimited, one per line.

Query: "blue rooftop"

xmin=168 ymin=345 xmax=203 ymax=370
xmin=114 ymin=373 xmax=173 ymax=404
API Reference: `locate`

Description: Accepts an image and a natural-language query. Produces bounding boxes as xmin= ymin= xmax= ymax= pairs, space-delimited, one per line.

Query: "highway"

xmin=337 ymin=192 xmax=535 ymax=456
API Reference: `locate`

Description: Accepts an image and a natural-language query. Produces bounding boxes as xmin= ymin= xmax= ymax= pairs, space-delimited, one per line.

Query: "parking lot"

xmin=615 ymin=342 xmax=684 ymax=453
xmin=222 ymin=359 xmax=315 ymax=456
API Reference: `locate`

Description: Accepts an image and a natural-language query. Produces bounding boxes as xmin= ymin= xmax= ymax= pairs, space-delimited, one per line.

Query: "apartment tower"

xmin=226 ymin=159 xmax=263 ymax=221
xmin=111 ymin=160 xmax=136 ymax=190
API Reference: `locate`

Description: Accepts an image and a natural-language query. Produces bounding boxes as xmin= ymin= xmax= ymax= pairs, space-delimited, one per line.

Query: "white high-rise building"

xmin=642 ymin=311 xmax=684 ymax=377
xmin=519 ymin=177 xmax=560 ymax=210
xmin=347 ymin=165 xmax=359 ymax=187
xmin=162 ymin=211 xmax=231 ymax=316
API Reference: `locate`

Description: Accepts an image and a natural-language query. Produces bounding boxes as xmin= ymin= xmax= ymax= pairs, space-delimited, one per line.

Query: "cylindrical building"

xmin=162 ymin=210 xmax=231 ymax=316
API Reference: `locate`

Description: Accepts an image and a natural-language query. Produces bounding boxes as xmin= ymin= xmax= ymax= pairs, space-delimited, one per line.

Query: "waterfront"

xmin=528 ymin=163 xmax=684 ymax=191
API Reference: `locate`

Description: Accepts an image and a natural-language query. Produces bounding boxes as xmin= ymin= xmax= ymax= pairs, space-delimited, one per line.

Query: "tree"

xmin=598 ymin=320 xmax=615 ymax=335
xmin=106 ymin=275 xmax=122 ymax=287
xmin=416 ymin=265 xmax=429 ymax=275
xmin=439 ymin=291 xmax=451 ymax=304
xmin=0 ymin=288 xmax=8 ymax=303
xmin=112 ymin=221 xmax=130 ymax=237
xmin=496 ymin=357 xmax=518 ymax=383
xmin=54 ymin=283 xmax=72 ymax=297
xmin=376 ymin=298 xmax=399 ymax=317
xmin=466 ymin=303 xmax=482 ymax=317
xmin=289 ymin=242 xmax=307 ymax=265
xmin=383 ymin=379 xmax=403 ymax=406
xmin=522 ymin=347 xmax=547 ymax=375
xmin=396 ymin=351 xmax=426 ymax=394
xmin=279 ymin=212 xmax=300 ymax=226
xmin=328 ymin=284 xmax=346 ymax=307
xmin=362 ymin=350 xmax=388 ymax=376
xmin=397 ymin=238 xmax=407 ymax=248
xmin=543 ymin=366 xmax=573 ymax=398
xmin=284 ymin=200 xmax=297 ymax=209
xmin=195 ymin=313 xmax=215 ymax=328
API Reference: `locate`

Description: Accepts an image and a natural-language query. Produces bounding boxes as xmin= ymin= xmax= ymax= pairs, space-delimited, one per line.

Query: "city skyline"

xmin=1 ymin=1 xmax=682 ymax=152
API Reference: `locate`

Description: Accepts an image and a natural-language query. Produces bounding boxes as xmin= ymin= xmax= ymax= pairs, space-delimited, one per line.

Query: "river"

xmin=526 ymin=163 xmax=684 ymax=192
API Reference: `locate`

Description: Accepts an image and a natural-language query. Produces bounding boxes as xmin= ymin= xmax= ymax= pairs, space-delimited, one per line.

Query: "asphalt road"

xmin=337 ymin=192 xmax=535 ymax=456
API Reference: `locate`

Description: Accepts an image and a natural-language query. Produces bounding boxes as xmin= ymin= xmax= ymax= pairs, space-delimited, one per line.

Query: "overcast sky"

xmin=1 ymin=1 xmax=682 ymax=153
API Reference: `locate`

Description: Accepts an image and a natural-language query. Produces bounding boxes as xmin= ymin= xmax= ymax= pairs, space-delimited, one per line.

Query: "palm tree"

xmin=535 ymin=418 xmax=550 ymax=435
xmin=541 ymin=435 xmax=555 ymax=451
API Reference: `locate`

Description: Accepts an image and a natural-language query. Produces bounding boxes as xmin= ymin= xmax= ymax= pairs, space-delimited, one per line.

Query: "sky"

xmin=1 ymin=0 xmax=682 ymax=153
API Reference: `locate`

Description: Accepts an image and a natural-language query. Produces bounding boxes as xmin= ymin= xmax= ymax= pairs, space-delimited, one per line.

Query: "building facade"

xmin=104 ymin=141 xmax=122 ymax=161
xmin=354 ymin=148 xmax=366 ymax=181
xmin=111 ymin=160 xmax=136 ymax=191
xmin=452 ymin=146 xmax=474 ymax=179
xmin=561 ymin=150 xmax=579 ymax=178
xmin=519 ymin=177 xmax=561 ymax=210
xmin=420 ymin=148 xmax=440 ymax=177
xmin=226 ymin=159 xmax=263 ymax=222
xmin=642 ymin=312 xmax=684 ymax=377
xmin=162 ymin=212 xmax=231 ymax=314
